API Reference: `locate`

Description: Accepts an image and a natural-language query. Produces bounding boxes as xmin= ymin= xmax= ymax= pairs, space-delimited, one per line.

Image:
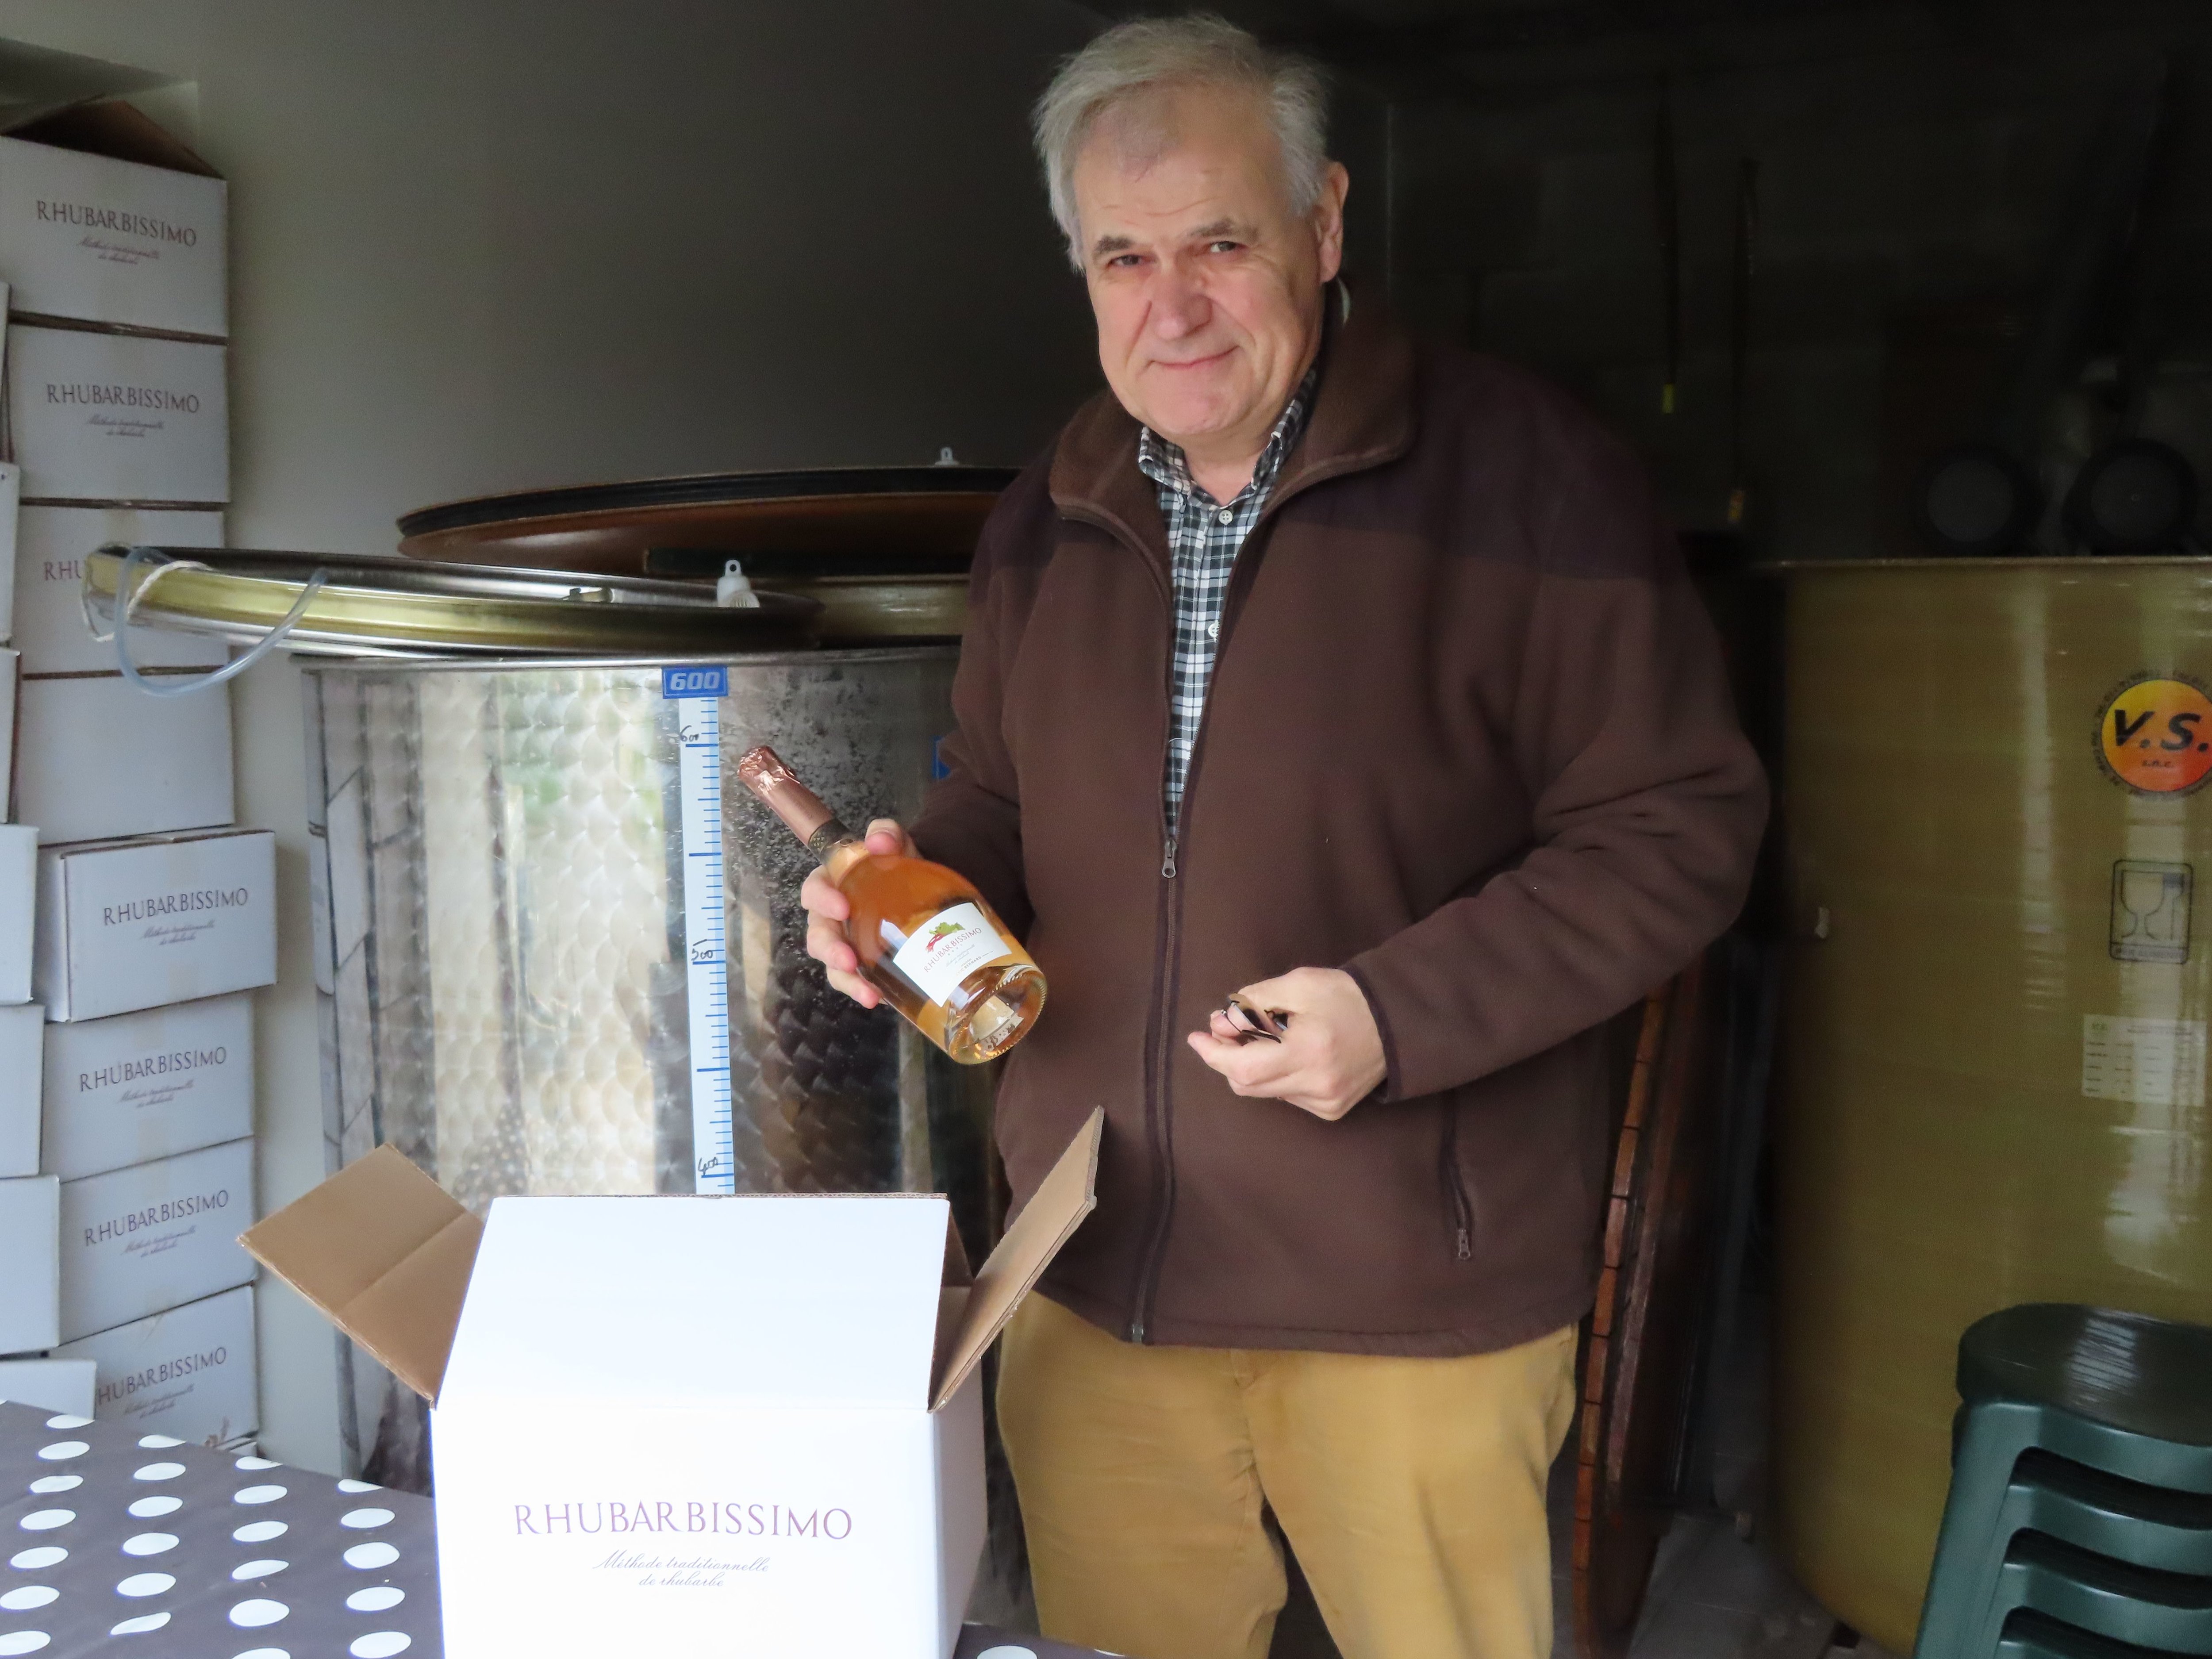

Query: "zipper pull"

xmin=1456 ymin=1227 xmax=1472 ymax=1261
xmin=1161 ymin=835 xmax=1177 ymax=879
xmin=1129 ymin=1319 xmax=1146 ymax=1344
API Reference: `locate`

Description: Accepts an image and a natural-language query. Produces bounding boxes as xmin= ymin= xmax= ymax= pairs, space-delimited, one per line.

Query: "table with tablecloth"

xmin=0 ymin=1397 xmax=1107 ymax=1658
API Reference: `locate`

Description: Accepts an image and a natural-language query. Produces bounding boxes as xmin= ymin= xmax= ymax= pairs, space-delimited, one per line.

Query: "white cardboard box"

xmin=0 ymin=825 xmax=35 ymax=1004
xmin=42 ymin=992 xmax=251 ymax=1180
xmin=57 ymin=1135 xmax=253 ymax=1341
xmin=15 ymin=504 xmax=227 ymax=672
xmin=0 ymin=1356 xmax=95 ymax=1416
xmin=18 ymin=672 xmax=234 ymax=846
xmin=0 ymin=131 xmax=227 ymax=339
xmin=246 ymin=1114 xmax=1103 ymax=1659
xmin=8 ymin=324 xmax=228 ymax=505
xmin=35 ymin=830 xmax=273 ymax=1022
xmin=55 ymin=1282 xmax=256 ymax=1445
xmin=0 ymin=1171 xmax=59 ymax=1352
xmin=0 ymin=1001 xmax=42 ymax=1176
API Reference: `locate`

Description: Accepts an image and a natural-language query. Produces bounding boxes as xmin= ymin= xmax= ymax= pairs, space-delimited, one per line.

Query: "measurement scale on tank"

xmin=665 ymin=664 xmax=737 ymax=1194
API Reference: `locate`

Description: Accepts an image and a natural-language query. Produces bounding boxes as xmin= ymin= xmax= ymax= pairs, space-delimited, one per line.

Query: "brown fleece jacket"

xmin=910 ymin=300 xmax=1767 ymax=1356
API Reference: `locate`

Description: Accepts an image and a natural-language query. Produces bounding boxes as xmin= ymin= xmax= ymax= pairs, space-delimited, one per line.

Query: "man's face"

xmin=1072 ymin=84 xmax=1347 ymax=463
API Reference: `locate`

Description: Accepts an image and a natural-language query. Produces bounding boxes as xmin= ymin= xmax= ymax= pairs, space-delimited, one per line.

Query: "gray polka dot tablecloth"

xmin=0 ymin=1397 xmax=436 ymax=1658
xmin=2 ymin=1398 xmax=1112 ymax=1659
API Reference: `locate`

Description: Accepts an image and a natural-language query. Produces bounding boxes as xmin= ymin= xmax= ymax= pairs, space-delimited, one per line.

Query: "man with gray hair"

xmin=802 ymin=14 xmax=1766 ymax=1658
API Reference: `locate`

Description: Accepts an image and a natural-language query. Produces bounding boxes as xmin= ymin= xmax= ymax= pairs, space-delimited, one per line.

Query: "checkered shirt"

xmin=1137 ymin=365 xmax=1317 ymax=837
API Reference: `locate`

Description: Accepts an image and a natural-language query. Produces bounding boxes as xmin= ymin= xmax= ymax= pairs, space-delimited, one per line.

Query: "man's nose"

xmin=1149 ymin=263 xmax=1210 ymax=340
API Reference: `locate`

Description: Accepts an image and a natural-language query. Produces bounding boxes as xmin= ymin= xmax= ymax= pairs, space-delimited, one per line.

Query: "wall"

xmin=1379 ymin=0 xmax=2212 ymax=559
xmin=0 ymin=0 xmax=1108 ymax=1474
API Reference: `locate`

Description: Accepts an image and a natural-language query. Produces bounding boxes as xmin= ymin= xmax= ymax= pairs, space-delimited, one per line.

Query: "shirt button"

xmin=1207 ymin=621 xmax=1220 ymax=639
xmin=1217 ymin=507 xmax=1233 ymax=525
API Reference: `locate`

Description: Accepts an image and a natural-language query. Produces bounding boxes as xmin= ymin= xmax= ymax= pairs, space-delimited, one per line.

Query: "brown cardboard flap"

xmin=930 ymin=1107 xmax=1103 ymax=1411
xmin=239 ymin=1144 xmax=482 ymax=1403
xmin=941 ymin=1215 xmax=974 ymax=1290
xmin=7 ymin=98 xmax=222 ymax=177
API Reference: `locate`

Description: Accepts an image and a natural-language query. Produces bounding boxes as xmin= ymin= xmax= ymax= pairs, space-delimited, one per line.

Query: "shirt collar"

xmin=1135 ymin=360 xmax=1321 ymax=508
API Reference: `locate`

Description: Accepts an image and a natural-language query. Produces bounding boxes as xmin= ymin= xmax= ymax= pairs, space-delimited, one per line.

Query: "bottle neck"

xmin=737 ymin=745 xmax=869 ymax=873
xmin=810 ymin=818 xmax=864 ymax=872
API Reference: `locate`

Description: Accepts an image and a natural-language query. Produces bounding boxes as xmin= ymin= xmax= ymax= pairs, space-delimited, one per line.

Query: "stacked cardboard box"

xmin=0 ymin=104 xmax=269 ymax=1448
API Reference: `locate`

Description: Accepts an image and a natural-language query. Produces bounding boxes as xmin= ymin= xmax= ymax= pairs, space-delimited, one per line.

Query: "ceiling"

xmin=1080 ymin=0 xmax=2040 ymax=96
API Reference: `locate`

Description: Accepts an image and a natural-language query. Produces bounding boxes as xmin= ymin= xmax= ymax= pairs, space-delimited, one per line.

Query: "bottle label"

xmin=892 ymin=901 xmax=1010 ymax=1005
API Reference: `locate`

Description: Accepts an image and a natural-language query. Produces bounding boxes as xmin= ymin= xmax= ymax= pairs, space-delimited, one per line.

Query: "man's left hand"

xmin=1187 ymin=967 xmax=1387 ymax=1121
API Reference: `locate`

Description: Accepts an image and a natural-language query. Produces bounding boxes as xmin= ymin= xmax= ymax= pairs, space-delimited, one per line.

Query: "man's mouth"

xmin=1151 ymin=347 xmax=1235 ymax=373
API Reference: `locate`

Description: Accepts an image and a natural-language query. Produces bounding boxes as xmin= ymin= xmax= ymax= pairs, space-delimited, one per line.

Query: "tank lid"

xmin=396 ymin=464 xmax=1018 ymax=579
xmin=83 ymin=545 xmax=818 ymax=660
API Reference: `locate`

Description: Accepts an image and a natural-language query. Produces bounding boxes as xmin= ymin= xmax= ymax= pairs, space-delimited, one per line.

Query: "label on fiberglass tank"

xmin=892 ymin=901 xmax=1010 ymax=1005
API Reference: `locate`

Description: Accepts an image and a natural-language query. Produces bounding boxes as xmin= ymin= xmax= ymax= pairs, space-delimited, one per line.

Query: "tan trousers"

xmin=997 ymin=1293 xmax=1580 ymax=1659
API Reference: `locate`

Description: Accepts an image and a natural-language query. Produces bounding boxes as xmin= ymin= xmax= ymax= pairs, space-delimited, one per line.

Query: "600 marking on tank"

xmin=2097 ymin=674 xmax=2212 ymax=796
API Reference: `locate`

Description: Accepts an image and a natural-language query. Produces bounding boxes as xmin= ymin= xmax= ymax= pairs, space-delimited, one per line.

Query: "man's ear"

xmin=1313 ymin=161 xmax=1350 ymax=284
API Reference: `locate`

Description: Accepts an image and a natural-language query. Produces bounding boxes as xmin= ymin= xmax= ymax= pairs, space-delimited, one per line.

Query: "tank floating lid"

xmin=395 ymin=464 xmax=1018 ymax=578
xmin=82 ymin=544 xmax=819 ymax=659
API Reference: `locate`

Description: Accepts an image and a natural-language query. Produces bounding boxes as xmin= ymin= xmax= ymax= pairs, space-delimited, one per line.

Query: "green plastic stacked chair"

xmin=1912 ymin=1305 xmax=2212 ymax=1659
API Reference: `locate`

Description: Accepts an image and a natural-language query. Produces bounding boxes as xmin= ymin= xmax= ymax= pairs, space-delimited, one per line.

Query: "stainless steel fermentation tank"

xmin=300 ymin=648 xmax=998 ymax=1473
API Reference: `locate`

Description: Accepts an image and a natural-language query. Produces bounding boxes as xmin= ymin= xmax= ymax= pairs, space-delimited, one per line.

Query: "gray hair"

xmin=1033 ymin=14 xmax=1330 ymax=269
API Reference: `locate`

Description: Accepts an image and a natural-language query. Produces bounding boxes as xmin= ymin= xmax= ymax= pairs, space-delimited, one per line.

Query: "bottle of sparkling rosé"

xmin=737 ymin=745 xmax=1046 ymax=1064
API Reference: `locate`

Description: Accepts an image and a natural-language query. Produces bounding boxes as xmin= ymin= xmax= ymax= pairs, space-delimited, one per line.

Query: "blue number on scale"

xmin=662 ymin=664 xmax=728 ymax=699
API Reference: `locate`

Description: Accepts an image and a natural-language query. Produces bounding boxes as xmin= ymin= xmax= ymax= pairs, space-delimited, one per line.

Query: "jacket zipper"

xmin=1127 ymin=864 xmax=1184 ymax=1343
xmin=1127 ymin=500 xmax=1294 ymax=1343
xmin=1440 ymin=1105 xmax=1475 ymax=1260
xmin=1068 ymin=450 xmax=1388 ymax=1345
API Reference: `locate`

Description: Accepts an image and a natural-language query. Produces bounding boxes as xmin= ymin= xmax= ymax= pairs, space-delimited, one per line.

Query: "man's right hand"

xmin=800 ymin=818 xmax=916 ymax=1008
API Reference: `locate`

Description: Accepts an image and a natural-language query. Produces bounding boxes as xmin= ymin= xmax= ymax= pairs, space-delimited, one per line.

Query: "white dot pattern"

xmin=0 ymin=1397 xmax=437 ymax=1659
xmin=40 ymin=1420 xmax=88 ymax=1432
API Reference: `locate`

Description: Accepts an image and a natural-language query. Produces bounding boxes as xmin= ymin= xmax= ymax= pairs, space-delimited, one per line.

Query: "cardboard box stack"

xmin=0 ymin=103 xmax=269 ymax=1450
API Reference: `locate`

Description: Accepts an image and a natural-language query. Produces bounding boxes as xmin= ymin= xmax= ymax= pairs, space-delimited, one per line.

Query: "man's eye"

xmin=1106 ymin=253 xmax=1144 ymax=269
xmin=1207 ymin=240 xmax=1242 ymax=253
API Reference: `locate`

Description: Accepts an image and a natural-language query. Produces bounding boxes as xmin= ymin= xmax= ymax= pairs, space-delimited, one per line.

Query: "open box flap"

xmin=4 ymin=98 xmax=222 ymax=178
xmin=239 ymin=1144 xmax=480 ymax=1404
xmin=930 ymin=1107 xmax=1103 ymax=1411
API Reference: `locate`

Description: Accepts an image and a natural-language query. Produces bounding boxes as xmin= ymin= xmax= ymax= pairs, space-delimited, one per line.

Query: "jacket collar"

xmin=1048 ymin=280 xmax=1419 ymax=563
